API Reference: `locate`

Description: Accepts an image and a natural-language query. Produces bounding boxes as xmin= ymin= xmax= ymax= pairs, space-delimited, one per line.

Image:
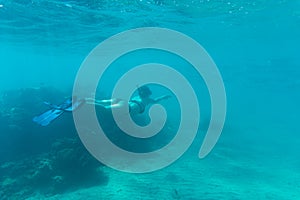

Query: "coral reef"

xmin=0 ymin=137 xmax=107 ymax=199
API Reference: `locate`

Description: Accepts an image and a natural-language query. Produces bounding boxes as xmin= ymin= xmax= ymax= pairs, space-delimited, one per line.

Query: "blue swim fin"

xmin=33 ymin=109 xmax=64 ymax=126
xmin=33 ymin=97 xmax=85 ymax=126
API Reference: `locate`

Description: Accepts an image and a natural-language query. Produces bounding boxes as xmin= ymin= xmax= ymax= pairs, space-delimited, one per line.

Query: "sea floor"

xmin=23 ymin=143 xmax=300 ymax=200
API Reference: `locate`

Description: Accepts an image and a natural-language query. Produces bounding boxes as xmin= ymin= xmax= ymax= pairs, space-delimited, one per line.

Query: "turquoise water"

xmin=0 ymin=0 xmax=300 ymax=199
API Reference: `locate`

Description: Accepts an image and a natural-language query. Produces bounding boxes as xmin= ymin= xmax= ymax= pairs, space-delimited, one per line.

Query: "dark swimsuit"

xmin=129 ymin=99 xmax=146 ymax=113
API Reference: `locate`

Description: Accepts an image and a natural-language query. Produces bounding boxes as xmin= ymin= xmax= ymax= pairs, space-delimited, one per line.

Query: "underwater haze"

xmin=0 ymin=0 xmax=300 ymax=199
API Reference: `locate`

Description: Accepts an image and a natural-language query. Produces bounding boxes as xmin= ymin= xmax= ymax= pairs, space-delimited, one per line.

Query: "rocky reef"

xmin=0 ymin=137 xmax=107 ymax=199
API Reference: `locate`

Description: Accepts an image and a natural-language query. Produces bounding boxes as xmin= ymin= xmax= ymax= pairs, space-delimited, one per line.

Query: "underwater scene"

xmin=0 ymin=0 xmax=300 ymax=199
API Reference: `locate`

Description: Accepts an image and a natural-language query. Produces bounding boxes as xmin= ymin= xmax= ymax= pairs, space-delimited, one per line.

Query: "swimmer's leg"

xmin=85 ymin=98 xmax=124 ymax=109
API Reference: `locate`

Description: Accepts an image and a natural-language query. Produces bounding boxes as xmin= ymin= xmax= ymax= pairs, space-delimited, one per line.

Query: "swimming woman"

xmin=85 ymin=86 xmax=171 ymax=115
xmin=33 ymin=86 xmax=171 ymax=126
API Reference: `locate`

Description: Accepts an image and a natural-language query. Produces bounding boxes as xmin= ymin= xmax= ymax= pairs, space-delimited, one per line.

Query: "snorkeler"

xmin=33 ymin=86 xmax=171 ymax=126
xmin=85 ymin=86 xmax=171 ymax=115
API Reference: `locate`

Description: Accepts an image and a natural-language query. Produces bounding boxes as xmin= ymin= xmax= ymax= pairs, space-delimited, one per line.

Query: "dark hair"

xmin=138 ymin=86 xmax=152 ymax=98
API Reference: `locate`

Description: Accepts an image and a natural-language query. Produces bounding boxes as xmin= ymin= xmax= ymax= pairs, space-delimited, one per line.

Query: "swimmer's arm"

xmin=153 ymin=95 xmax=172 ymax=103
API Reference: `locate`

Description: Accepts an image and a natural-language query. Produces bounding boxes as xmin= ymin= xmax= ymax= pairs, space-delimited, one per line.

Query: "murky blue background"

xmin=0 ymin=0 xmax=299 ymax=199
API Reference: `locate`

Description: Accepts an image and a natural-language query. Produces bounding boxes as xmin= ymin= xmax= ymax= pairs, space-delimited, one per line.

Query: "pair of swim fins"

xmin=33 ymin=97 xmax=85 ymax=126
